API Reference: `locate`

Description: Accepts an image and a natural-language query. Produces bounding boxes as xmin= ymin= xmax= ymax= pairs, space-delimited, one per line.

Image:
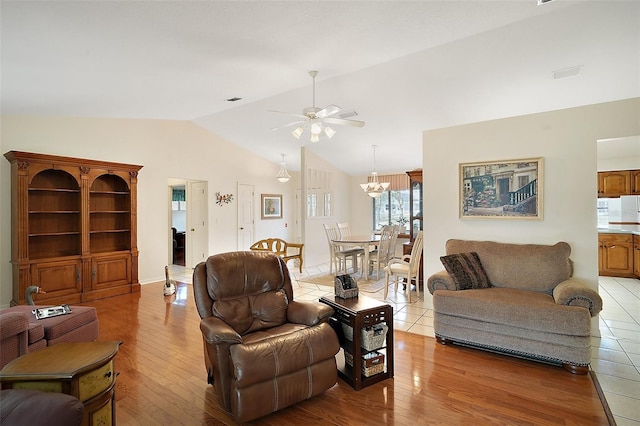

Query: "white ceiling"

xmin=2 ymin=1 xmax=639 ymax=175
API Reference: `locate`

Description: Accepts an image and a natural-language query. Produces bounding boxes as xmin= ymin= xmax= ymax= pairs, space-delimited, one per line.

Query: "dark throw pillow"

xmin=440 ymin=252 xmax=492 ymax=290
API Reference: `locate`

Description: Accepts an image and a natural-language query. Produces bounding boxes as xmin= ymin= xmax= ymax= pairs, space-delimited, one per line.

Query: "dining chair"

xmin=384 ymin=231 xmax=423 ymax=302
xmin=323 ymin=223 xmax=364 ymax=275
xmin=367 ymin=225 xmax=397 ymax=279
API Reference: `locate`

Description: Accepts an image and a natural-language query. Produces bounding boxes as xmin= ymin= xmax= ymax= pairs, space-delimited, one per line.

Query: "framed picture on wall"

xmin=261 ymin=194 xmax=282 ymax=219
xmin=459 ymin=157 xmax=543 ymax=220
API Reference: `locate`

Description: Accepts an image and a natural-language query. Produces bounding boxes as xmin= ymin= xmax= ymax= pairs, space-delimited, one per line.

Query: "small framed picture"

xmin=459 ymin=157 xmax=543 ymax=220
xmin=261 ymin=194 xmax=282 ymax=219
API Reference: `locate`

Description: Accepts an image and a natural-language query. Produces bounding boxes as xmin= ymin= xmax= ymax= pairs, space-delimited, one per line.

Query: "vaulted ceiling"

xmin=2 ymin=1 xmax=638 ymax=175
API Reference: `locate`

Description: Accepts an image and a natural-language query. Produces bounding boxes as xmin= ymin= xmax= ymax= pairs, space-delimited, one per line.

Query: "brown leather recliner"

xmin=193 ymin=251 xmax=340 ymax=423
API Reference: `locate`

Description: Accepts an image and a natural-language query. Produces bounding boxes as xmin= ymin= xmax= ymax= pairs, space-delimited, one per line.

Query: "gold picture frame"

xmin=459 ymin=157 xmax=543 ymax=220
xmin=261 ymin=194 xmax=282 ymax=219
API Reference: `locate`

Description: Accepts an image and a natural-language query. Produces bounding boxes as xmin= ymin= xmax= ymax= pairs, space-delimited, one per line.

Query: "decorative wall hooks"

xmin=215 ymin=192 xmax=234 ymax=206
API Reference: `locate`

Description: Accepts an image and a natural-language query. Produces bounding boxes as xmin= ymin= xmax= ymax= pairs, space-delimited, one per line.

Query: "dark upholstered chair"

xmin=0 ymin=389 xmax=84 ymax=426
xmin=193 ymin=251 xmax=339 ymax=423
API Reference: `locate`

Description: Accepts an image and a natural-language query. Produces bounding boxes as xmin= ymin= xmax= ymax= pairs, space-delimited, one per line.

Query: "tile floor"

xmin=168 ymin=264 xmax=640 ymax=425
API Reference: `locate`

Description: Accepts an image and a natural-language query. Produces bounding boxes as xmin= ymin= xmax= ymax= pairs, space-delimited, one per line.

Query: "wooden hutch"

xmin=5 ymin=151 xmax=142 ymax=306
xmin=403 ymin=169 xmax=423 ymax=288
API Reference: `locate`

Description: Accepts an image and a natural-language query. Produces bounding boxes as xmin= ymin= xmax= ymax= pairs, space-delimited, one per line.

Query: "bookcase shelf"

xmin=5 ymin=151 xmax=142 ymax=305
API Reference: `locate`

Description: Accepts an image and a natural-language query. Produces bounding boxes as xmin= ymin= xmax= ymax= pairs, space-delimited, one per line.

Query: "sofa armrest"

xmin=553 ymin=278 xmax=603 ymax=317
xmin=427 ymin=270 xmax=457 ymax=294
xmin=200 ymin=316 xmax=242 ymax=345
xmin=288 ymin=300 xmax=334 ymax=326
xmin=0 ymin=311 xmax=30 ymax=341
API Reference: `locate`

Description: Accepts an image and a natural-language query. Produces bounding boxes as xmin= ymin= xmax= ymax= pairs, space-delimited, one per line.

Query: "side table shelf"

xmin=320 ymin=295 xmax=394 ymax=390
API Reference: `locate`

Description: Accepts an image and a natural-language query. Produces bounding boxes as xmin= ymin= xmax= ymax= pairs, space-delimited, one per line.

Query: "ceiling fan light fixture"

xmin=275 ymin=153 xmax=291 ymax=183
xmin=310 ymin=121 xmax=322 ymax=135
xmin=270 ymin=70 xmax=364 ymax=144
xmin=324 ymin=126 xmax=336 ymax=139
xmin=292 ymin=127 xmax=304 ymax=139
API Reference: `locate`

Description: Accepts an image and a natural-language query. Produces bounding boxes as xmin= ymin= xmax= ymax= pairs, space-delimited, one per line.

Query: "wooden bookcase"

xmin=5 ymin=151 xmax=142 ymax=306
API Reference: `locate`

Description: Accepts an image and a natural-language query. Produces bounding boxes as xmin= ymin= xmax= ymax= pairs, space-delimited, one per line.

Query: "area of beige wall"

xmin=0 ymin=115 xmax=298 ymax=306
xmin=301 ymin=147 xmax=354 ymax=267
xmin=423 ymin=97 xmax=640 ymax=334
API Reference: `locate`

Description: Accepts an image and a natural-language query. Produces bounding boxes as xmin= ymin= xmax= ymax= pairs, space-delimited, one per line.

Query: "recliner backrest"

xmin=193 ymin=251 xmax=294 ymax=335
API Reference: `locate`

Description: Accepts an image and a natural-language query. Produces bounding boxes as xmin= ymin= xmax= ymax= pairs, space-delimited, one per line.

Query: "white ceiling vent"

xmin=552 ymin=65 xmax=583 ymax=79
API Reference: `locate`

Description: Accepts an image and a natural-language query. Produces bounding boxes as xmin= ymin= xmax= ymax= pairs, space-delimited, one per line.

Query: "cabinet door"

xmin=631 ymin=170 xmax=640 ymax=195
xmin=30 ymin=259 xmax=83 ymax=305
xmin=634 ymin=239 xmax=640 ymax=278
xmin=600 ymin=234 xmax=634 ymax=276
xmin=598 ymin=171 xmax=631 ymax=197
xmin=91 ymin=254 xmax=131 ymax=288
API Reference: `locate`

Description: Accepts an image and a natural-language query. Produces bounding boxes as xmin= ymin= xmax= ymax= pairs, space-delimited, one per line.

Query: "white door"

xmin=237 ymin=183 xmax=254 ymax=250
xmin=187 ymin=181 xmax=208 ymax=267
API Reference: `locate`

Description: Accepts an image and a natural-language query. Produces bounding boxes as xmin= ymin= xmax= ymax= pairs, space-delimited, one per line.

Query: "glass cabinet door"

xmin=407 ymin=170 xmax=423 ymax=242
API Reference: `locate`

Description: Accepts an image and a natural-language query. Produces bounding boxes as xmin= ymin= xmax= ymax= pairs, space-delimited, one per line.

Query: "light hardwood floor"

xmin=83 ymin=279 xmax=610 ymax=425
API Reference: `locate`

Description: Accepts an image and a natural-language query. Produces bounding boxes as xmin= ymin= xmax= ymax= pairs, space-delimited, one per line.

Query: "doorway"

xmin=168 ymin=178 xmax=209 ymax=268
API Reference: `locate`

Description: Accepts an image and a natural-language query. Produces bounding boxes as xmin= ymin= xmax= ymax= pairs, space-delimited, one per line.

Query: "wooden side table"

xmin=0 ymin=341 xmax=121 ymax=426
xmin=320 ymin=295 xmax=393 ymax=390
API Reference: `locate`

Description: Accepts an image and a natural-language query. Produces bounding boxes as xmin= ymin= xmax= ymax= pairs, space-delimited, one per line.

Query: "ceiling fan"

xmin=270 ymin=70 xmax=365 ymax=143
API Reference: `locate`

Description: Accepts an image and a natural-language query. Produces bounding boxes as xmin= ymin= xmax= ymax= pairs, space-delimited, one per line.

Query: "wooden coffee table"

xmin=0 ymin=341 xmax=121 ymax=426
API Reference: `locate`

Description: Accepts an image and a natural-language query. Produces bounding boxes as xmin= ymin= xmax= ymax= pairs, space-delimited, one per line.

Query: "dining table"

xmin=331 ymin=234 xmax=381 ymax=280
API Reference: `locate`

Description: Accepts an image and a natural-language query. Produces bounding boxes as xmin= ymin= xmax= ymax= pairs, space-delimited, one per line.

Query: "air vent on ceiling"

xmin=537 ymin=0 xmax=555 ymax=5
xmin=226 ymin=97 xmax=242 ymax=102
xmin=552 ymin=65 xmax=583 ymax=79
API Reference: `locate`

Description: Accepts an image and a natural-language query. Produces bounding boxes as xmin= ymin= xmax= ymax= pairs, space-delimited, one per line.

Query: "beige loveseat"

xmin=427 ymin=239 xmax=602 ymax=374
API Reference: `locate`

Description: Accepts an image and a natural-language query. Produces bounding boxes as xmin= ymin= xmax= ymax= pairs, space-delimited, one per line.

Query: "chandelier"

xmin=360 ymin=145 xmax=389 ymax=198
xmin=275 ymin=153 xmax=291 ymax=183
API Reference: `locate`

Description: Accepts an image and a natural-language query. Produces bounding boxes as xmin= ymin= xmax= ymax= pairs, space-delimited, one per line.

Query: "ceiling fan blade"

xmin=338 ymin=109 xmax=358 ymax=119
xmin=323 ymin=117 xmax=365 ymax=128
xmin=269 ymin=110 xmax=308 ymax=120
xmin=315 ymin=104 xmax=342 ymax=119
xmin=271 ymin=120 xmax=307 ymax=131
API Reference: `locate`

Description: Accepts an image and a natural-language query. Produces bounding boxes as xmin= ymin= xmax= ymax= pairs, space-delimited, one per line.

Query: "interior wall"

xmin=0 ymin=115 xmax=296 ymax=306
xmin=423 ymin=97 xmax=640 ymax=289
xmin=301 ymin=147 xmax=352 ymax=267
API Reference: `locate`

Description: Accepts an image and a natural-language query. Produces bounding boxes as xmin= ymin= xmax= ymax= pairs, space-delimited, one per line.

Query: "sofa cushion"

xmin=446 ymin=240 xmax=572 ymax=294
xmin=433 ymin=287 xmax=591 ymax=336
xmin=440 ymin=252 xmax=491 ymax=290
xmin=7 ymin=305 xmax=98 ymax=341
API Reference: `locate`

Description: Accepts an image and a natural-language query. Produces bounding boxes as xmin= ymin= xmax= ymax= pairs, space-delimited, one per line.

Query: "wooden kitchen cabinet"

xmin=5 ymin=151 xmax=142 ymax=306
xmin=598 ymin=171 xmax=631 ymax=198
xmin=598 ymin=233 xmax=634 ymax=277
xmin=634 ymin=235 xmax=640 ymax=278
xmin=632 ymin=170 xmax=640 ymax=195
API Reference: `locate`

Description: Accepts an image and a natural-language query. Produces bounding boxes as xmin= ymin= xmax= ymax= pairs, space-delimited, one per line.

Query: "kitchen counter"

xmin=598 ymin=224 xmax=640 ymax=235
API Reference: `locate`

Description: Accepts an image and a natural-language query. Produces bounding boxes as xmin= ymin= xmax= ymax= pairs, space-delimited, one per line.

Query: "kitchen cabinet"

xmin=598 ymin=233 xmax=634 ymax=277
xmin=598 ymin=171 xmax=631 ymax=198
xmin=634 ymin=235 xmax=640 ymax=278
xmin=632 ymin=170 xmax=640 ymax=195
xmin=5 ymin=151 xmax=142 ymax=306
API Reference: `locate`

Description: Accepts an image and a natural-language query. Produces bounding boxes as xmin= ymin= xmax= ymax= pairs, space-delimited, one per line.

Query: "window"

xmin=373 ymin=189 xmax=410 ymax=231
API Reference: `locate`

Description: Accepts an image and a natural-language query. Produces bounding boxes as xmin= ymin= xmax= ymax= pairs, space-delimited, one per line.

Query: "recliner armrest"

xmin=427 ymin=270 xmax=457 ymax=294
xmin=553 ymin=278 xmax=603 ymax=317
xmin=200 ymin=316 xmax=242 ymax=344
xmin=287 ymin=300 xmax=334 ymax=326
